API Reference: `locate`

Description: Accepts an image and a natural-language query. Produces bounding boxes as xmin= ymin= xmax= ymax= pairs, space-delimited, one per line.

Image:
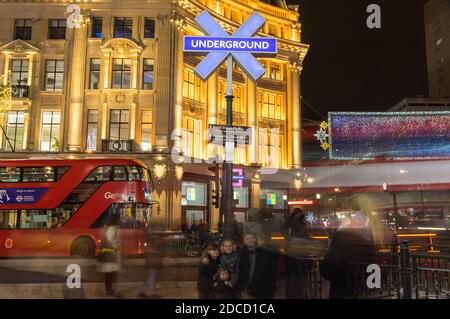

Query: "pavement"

xmin=0 ymin=256 xmax=289 ymax=299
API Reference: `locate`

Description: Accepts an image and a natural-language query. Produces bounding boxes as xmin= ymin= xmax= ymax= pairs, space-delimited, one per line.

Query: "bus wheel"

xmin=71 ymin=237 xmax=95 ymax=258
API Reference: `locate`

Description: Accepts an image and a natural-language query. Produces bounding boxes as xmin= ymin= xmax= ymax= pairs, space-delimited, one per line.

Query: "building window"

xmin=142 ymin=59 xmax=154 ymax=90
xmin=260 ymin=60 xmax=269 ymax=78
xmin=144 ymin=18 xmax=155 ymax=38
xmin=270 ymin=63 xmax=282 ymax=80
xmin=91 ymin=17 xmax=103 ymax=38
xmin=45 ymin=60 xmax=64 ymax=91
xmin=218 ymin=82 xmax=243 ymax=113
xmin=141 ymin=110 xmax=152 ymax=151
xmin=112 ymin=59 xmax=131 ymax=89
xmin=269 ymin=24 xmax=278 ymax=37
xmin=182 ymin=118 xmax=202 ymax=159
xmin=40 ymin=111 xmax=61 ymax=152
xmin=86 ymin=110 xmax=98 ymax=151
xmin=48 ymin=19 xmax=66 ymax=40
xmin=3 ymin=111 xmax=25 ymax=151
xmin=259 ymin=92 xmax=284 ymax=120
xmin=89 ymin=59 xmax=101 ymax=90
xmin=109 ymin=109 xmax=129 ymax=141
xmin=183 ymin=69 xmax=203 ymax=101
xmin=114 ymin=17 xmax=133 ymax=39
xmin=259 ymin=128 xmax=282 ymax=168
xmin=230 ymin=11 xmax=239 ymax=23
xmin=11 ymin=59 xmax=28 ymax=98
xmin=14 ymin=19 xmax=32 ymax=40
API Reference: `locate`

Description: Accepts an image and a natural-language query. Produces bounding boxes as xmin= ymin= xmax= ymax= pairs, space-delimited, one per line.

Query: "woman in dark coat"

xmin=319 ymin=213 xmax=376 ymax=299
xmin=238 ymin=232 xmax=278 ymax=299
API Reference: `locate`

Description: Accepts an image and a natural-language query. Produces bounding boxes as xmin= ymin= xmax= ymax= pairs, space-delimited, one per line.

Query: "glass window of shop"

xmin=181 ymin=182 xmax=206 ymax=207
xmin=260 ymin=189 xmax=287 ymax=210
xmin=234 ymin=187 xmax=249 ymax=209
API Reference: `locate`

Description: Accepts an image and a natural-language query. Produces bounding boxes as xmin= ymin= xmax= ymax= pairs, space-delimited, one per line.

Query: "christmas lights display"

xmin=329 ymin=112 xmax=450 ymax=160
xmin=314 ymin=121 xmax=330 ymax=151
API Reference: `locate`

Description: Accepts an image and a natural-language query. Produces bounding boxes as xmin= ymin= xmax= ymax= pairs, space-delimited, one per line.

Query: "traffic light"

xmin=211 ymin=188 xmax=220 ymax=208
xmin=208 ymin=165 xmax=221 ymax=209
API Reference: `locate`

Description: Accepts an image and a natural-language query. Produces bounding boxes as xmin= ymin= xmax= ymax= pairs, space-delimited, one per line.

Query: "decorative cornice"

xmin=0 ymin=39 xmax=40 ymax=55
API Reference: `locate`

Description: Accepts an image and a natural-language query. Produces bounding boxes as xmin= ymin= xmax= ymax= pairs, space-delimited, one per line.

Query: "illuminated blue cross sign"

xmin=183 ymin=11 xmax=277 ymax=81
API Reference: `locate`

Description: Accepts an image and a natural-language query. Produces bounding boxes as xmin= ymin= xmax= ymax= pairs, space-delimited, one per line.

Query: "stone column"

xmin=206 ymin=72 xmax=218 ymax=159
xmin=173 ymin=29 xmax=184 ymax=154
xmin=290 ymin=66 xmax=301 ymax=168
xmin=247 ymin=79 xmax=258 ymax=164
xmin=67 ymin=22 xmax=88 ymax=151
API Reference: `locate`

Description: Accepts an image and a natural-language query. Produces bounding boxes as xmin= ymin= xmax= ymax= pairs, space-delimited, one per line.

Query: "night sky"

xmin=286 ymin=0 xmax=429 ymax=121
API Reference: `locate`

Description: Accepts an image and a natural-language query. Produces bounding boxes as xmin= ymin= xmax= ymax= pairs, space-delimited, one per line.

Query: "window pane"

xmin=19 ymin=210 xmax=50 ymax=229
xmin=127 ymin=166 xmax=141 ymax=181
xmin=22 ymin=167 xmax=55 ymax=182
xmin=113 ymin=166 xmax=127 ymax=181
xmin=56 ymin=166 xmax=69 ymax=180
xmin=0 ymin=167 xmax=21 ymax=182
xmin=0 ymin=211 xmax=17 ymax=229
xmin=85 ymin=166 xmax=111 ymax=182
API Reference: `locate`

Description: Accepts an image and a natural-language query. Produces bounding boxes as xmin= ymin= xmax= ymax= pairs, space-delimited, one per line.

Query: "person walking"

xmin=97 ymin=214 xmax=122 ymax=296
xmin=238 ymin=232 xmax=278 ymax=299
xmin=319 ymin=212 xmax=376 ymax=299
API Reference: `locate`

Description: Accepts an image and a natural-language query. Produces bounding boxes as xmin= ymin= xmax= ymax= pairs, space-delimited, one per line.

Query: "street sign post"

xmin=208 ymin=124 xmax=252 ymax=146
xmin=183 ymin=10 xmax=277 ymax=239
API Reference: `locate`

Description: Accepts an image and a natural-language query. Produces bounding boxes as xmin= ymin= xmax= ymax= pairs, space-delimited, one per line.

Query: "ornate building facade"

xmin=0 ymin=0 xmax=308 ymax=231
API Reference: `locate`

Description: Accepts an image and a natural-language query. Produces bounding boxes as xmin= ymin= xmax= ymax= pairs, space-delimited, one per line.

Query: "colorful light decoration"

xmin=314 ymin=121 xmax=330 ymax=151
xmin=329 ymin=111 xmax=450 ymax=160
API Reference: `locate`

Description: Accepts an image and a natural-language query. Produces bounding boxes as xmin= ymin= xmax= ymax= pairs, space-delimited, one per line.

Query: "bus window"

xmin=0 ymin=210 xmax=18 ymax=229
xmin=0 ymin=167 xmax=20 ymax=182
xmin=136 ymin=203 xmax=150 ymax=228
xmin=56 ymin=166 xmax=70 ymax=180
xmin=85 ymin=166 xmax=112 ymax=182
xmin=23 ymin=167 xmax=56 ymax=182
xmin=113 ymin=166 xmax=127 ymax=181
xmin=127 ymin=166 xmax=141 ymax=181
xmin=142 ymin=168 xmax=150 ymax=183
xmin=19 ymin=210 xmax=49 ymax=229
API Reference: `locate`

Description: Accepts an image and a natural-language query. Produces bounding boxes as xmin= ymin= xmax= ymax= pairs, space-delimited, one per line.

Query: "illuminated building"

xmin=0 ymin=0 xmax=308 ymax=231
xmin=424 ymin=0 xmax=450 ymax=98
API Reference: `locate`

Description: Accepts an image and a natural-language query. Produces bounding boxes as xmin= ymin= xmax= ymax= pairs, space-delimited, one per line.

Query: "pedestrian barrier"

xmin=285 ymin=238 xmax=450 ymax=299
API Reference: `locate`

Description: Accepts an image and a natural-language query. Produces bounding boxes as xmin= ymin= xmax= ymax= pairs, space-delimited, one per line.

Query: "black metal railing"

xmin=285 ymin=238 xmax=450 ymax=299
xmin=101 ymin=139 xmax=134 ymax=152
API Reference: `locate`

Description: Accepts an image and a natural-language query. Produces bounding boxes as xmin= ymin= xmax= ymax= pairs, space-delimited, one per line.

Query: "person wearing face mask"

xmin=238 ymin=232 xmax=277 ymax=299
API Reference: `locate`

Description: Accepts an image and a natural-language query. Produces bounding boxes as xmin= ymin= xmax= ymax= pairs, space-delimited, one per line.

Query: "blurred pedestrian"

xmin=238 ymin=232 xmax=277 ymax=299
xmin=137 ymin=228 xmax=165 ymax=299
xmin=285 ymin=208 xmax=308 ymax=239
xmin=197 ymin=243 xmax=220 ymax=299
xmin=319 ymin=212 xmax=376 ymax=299
xmin=97 ymin=214 xmax=122 ymax=296
xmin=211 ymin=267 xmax=239 ymax=299
xmin=191 ymin=220 xmax=199 ymax=233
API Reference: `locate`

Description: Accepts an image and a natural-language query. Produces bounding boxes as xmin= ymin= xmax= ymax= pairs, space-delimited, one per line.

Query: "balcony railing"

xmin=101 ymin=139 xmax=134 ymax=152
xmin=12 ymin=85 xmax=30 ymax=98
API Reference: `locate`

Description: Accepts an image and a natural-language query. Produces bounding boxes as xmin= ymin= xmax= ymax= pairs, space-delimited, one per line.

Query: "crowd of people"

xmin=197 ymin=232 xmax=278 ymax=299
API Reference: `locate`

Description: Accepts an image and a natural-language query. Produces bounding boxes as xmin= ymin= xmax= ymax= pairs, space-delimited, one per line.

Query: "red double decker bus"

xmin=0 ymin=158 xmax=153 ymax=258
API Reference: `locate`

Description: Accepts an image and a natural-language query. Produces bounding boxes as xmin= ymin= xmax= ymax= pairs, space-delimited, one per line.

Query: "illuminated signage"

xmin=232 ymin=168 xmax=244 ymax=187
xmin=187 ymin=188 xmax=196 ymax=201
xmin=288 ymin=200 xmax=316 ymax=206
xmin=267 ymin=194 xmax=277 ymax=206
xmin=183 ymin=11 xmax=277 ymax=81
xmin=184 ymin=37 xmax=277 ymax=54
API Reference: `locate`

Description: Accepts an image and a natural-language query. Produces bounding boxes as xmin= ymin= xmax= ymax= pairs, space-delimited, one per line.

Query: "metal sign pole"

xmin=224 ymin=54 xmax=234 ymax=240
